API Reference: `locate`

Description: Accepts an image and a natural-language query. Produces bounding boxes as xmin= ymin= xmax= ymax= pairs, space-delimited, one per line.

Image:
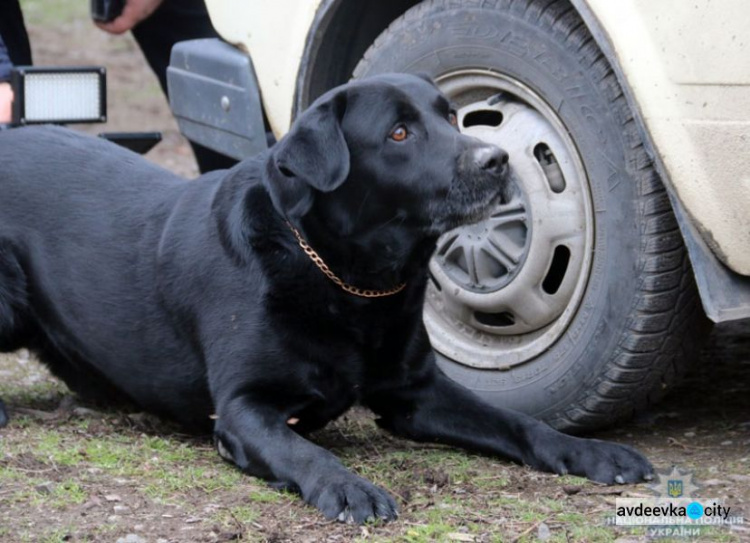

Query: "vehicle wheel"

xmin=354 ymin=0 xmax=706 ymax=432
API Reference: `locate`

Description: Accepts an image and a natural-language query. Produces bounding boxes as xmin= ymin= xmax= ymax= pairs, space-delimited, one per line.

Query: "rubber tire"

xmin=354 ymin=0 xmax=707 ymax=433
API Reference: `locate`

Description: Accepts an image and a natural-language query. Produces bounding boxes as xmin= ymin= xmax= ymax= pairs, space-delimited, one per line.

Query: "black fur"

xmin=0 ymin=74 xmax=652 ymax=523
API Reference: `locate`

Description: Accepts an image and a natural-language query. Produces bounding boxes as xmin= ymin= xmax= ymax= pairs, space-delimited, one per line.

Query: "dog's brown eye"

xmin=448 ymin=112 xmax=458 ymax=126
xmin=390 ymin=125 xmax=408 ymax=142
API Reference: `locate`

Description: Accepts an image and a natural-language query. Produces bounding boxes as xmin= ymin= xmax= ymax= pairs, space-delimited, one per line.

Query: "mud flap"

xmin=167 ymin=39 xmax=268 ymax=160
xmin=670 ymin=193 xmax=750 ymax=322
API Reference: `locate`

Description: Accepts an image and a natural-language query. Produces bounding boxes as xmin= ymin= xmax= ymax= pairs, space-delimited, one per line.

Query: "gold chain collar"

xmin=286 ymin=222 xmax=407 ymax=298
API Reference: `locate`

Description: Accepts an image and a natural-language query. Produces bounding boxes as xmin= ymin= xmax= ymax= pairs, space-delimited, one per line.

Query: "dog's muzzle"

xmin=429 ymin=143 xmax=510 ymax=233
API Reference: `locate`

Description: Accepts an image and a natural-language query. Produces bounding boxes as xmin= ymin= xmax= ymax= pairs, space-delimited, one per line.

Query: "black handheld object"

xmin=91 ymin=0 xmax=126 ymax=23
xmin=99 ymin=132 xmax=162 ymax=154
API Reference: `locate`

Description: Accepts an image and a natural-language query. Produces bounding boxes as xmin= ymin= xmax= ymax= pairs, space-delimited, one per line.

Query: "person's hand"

xmin=0 ymin=82 xmax=13 ymax=124
xmin=96 ymin=0 xmax=165 ymax=34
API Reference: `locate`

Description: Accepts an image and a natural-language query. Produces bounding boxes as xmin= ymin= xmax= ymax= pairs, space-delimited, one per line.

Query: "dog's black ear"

xmin=265 ymin=91 xmax=349 ymax=219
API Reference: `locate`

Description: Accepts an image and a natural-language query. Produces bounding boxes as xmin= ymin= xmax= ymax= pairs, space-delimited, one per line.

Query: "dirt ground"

xmin=1 ymin=3 xmax=749 ymax=542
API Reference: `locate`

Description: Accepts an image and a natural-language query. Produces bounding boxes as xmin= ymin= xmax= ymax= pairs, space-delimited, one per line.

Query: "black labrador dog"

xmin=0 ymin=74 xmax=652 ymax=523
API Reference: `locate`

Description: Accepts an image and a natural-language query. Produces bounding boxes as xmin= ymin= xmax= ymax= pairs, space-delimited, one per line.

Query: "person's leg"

xmin=0 ymin=0 xmax=32 ymax=67
xmin=131 ymin=0 xmax=237 ymax=173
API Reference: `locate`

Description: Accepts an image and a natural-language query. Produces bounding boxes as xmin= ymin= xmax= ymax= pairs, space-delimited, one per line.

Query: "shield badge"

xmin=668 ymin=479 xmax=684 ymax=498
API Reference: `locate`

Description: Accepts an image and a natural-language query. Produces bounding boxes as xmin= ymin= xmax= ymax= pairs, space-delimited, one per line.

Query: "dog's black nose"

xmin=472 ymin=146 xmax=509 ymax=175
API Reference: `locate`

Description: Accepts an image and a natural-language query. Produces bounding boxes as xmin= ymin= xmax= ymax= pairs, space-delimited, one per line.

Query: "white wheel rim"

xmin=424 ymin=69 xmax=595 ymax=370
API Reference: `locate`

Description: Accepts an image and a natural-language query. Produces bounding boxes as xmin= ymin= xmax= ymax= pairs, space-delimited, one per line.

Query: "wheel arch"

xmin=293 ymin=0 xmax=421 ymax=116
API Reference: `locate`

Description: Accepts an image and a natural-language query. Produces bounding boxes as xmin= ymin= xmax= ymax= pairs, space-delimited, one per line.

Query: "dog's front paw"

xmin=309 ymin=473 xmax=398 ymax=524
xmin=534 ymin=434 xmax=654 ymax=484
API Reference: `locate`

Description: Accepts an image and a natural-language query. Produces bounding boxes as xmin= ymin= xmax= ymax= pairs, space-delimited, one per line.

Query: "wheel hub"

xmin=424 ymin=70 xmax=594 ymax=369
xmin=434 ymin=184 xmax=530 ymax=294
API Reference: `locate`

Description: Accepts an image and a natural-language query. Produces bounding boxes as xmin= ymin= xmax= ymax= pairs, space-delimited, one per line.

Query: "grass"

xmin=50 ymin=480 xmax=88 ymax=506
xmin=401 ymin=522 xmax=464 ymax=542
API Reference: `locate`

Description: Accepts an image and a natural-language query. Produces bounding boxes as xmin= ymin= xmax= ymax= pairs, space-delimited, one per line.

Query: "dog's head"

xmin=264 ymin=73 xmax=510 ymax=240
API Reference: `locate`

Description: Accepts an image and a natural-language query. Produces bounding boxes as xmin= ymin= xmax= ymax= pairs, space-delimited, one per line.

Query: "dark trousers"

xmin=0 ymin=0 xmax=32 ymax=66
xmin=131 ymin=0 xmax=238 ymax=173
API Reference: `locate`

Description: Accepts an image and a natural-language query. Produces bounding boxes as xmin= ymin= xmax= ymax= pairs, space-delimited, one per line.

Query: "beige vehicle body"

xmin=204 ymin=0 xmax=750 ymax=321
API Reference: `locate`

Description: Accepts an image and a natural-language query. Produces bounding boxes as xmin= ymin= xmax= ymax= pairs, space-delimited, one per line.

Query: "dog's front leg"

xmin=366 ymin=369 xmax=653 ymax=484
xmin=212 ymin=398 xmax=398 ymax=523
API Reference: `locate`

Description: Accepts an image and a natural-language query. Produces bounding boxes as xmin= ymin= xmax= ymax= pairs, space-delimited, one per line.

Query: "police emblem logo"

xmin=649 ymin=467 xmax=700 ymax=498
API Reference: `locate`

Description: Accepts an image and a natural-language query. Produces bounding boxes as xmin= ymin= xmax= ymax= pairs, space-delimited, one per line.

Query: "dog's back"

xmin=0 ymin=125 xmax=185 ymax=217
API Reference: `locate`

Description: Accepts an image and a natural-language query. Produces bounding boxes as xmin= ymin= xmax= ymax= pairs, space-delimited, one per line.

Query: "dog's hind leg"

xmin=0 ymin=398 xmax=8 ymax=428
xmin=0 ymin=241 xmax=29 ymax=348
xmin=0 ymin=242 xmax=133 ymax=415
xmin=0 ymin=240 xmax=31 ymax=427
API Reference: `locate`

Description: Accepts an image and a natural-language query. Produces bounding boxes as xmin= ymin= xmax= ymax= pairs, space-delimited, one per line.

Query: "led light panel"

xmin=11 ymin=67 xmax=106 ymax=125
